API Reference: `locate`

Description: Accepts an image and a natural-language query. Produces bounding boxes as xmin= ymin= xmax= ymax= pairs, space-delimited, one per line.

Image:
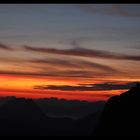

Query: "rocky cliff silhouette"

xmin=94 ymin=82 xmax=140 ymax=136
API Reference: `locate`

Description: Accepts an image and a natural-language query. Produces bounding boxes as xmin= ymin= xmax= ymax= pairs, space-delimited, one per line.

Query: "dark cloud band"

xmin=24 ymin=45 xmax=140 ymax=61
xmin=0 ymin=43 xmax=13 ymax=51
xmin=34 ymin=82 xmax=135 ymax=91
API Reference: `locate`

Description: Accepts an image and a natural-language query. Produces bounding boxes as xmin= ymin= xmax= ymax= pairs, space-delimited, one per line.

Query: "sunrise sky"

xmin=0 ymin=4 xmax=140 ymax=101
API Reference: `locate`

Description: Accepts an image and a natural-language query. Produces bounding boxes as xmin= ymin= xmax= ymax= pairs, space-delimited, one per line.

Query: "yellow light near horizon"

xmin=0 ymin=75 xmax=80 ymax=91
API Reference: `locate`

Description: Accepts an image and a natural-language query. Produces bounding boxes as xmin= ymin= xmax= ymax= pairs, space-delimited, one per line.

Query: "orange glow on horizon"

xmin=0 ymin=74 xmax=128 ymax=101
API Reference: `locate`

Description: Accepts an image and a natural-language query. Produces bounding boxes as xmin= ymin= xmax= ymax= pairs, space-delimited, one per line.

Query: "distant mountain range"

xmin=0 ymin=97 xmax=100 ymax=136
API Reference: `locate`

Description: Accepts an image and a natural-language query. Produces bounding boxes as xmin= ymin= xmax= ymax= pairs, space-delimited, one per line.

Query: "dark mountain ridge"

xmin=0 ymin=97 xmax=98 ymax=136
xmin=94 ymin=82 xmax=140 ymax=136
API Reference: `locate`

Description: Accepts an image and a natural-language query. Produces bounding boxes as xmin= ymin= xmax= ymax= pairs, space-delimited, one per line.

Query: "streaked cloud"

xmin=30 ymin=58 xmax=119 ymax=73
xmin=0 ymin=43 xmax=13 ymax=51
xmin=0 ymin=46 xmax=121 ymax=79
xmin=74 ymin=4 xmax=140 ymax=17
xmin=24 ymin=45 xmax=140 ymax=61
xmin=34 ymin=82 xmax=135 ymax=91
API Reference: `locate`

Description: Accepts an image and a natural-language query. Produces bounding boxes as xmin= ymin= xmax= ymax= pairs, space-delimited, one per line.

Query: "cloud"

xmin=0 ymin=70 xmax=98 ymax=78
xmin=0 ymin=55 xmax=119 ymax=78
xmin=74 ymin=4 xmax=140 ymax=17
xmin=0 ymin=70 xmax=76 ymax=78
xmin=29 ymin=57 xmax=122 ymax=79
xmin=0 ymin=70 xmax=53 ymax=77
xmin=30 ymin=58 xmax=118 ymax=73
xmin=0 ymin=43 xmax=13 ymax=51
xmin=34 ymin=82 xmax=135 ymax=91
xmin=24 ymin=45 xmax=140 ymax=61
xmin=0 ymin=70 xmax=96 ymax=78
xmin=0 ymin=70 xmax=84 ymax=78
xmin=129 ymin=46 xmax=140 ymax=50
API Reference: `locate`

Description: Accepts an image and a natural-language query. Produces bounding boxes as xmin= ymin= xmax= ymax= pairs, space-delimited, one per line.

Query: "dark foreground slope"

xmin=94 ymin=83 xmax=140 ymax=136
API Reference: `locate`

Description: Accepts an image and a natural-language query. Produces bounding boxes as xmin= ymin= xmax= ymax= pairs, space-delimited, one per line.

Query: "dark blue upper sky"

xmin=0 ymin=4 xmax=140 ymax=54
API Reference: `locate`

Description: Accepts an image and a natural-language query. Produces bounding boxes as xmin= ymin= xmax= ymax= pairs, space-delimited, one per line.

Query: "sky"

xmin=0 ymin=4 xmax=140 ymax=101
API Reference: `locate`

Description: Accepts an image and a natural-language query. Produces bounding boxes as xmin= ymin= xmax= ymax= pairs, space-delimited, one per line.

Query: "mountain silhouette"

xmin=0 ymin=98 xmax=51 ymax=136
xmin=0 ymin=97 xmax=87 ymax=136
xmin=0 ymin=97 xmax=104 ymax=136
xmin=94 ymin=82 xmax=140 ymax=136
xmin=0 ymin=98 xmax=48 ymax=120
xmin=76 ymin=111 xmax=102 ymax=136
